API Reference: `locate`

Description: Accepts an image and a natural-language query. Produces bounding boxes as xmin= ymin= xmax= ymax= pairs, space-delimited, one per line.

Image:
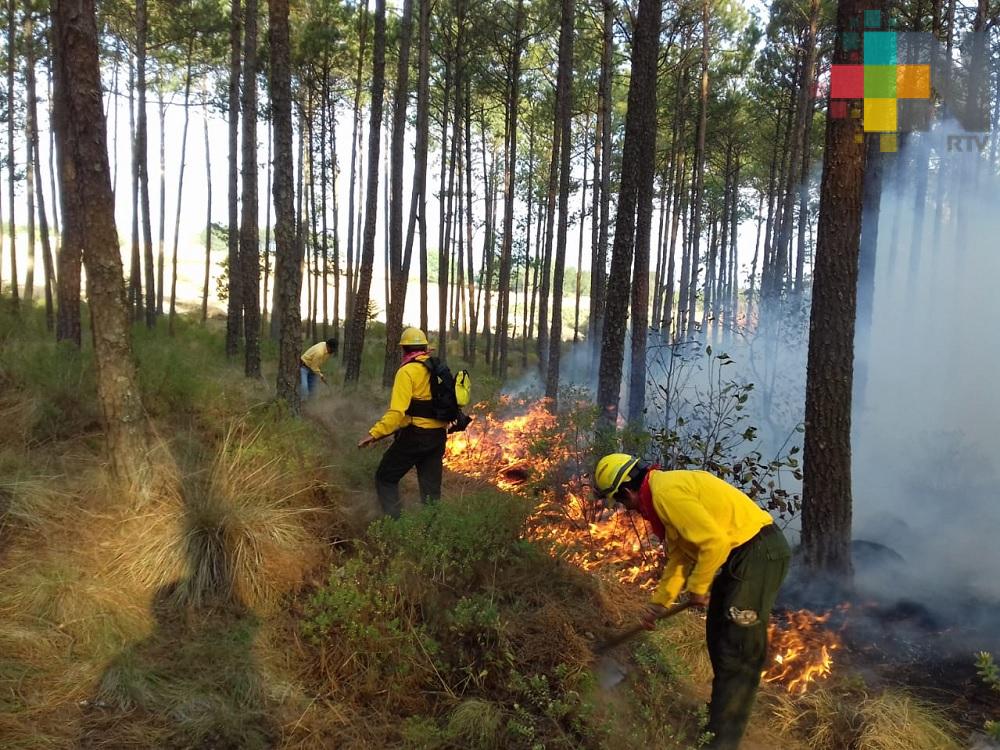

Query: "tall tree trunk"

xmin=382 ymin=0 xmax=415 ymax=385
xmin=201 ymin=112 xmax=212 ymax=324
xmin=321 ymin=69 xmax=329 ymax=340
xmin=24 ymin=12 xmax=36 ymax=304
xmin=597 ymin=0 xmax=662 ymax=424
xmin=686 ymin=0 xmax=710 ymax=337
xmin=52 ymin=0 xmax=156 ymax=487
xmin=574 ymin=124 xmax=590 ymax=343
xmin=537 ymin=112 xmax=559 ymax=376
xmin=128 ymin=56 xmax=141 ymax=319
xmin=7 ymin=0 xmax=18 ymax=308
xmin=169 ymin=45 xmax=193 ymax=336
xmin=663 ymin=148 xmax=686 ymax=333
xmin=137 ymin=0 xmax=156 ymax=328
xmin=589 ymin=0 xmax=614 ymax=361
xmin=226 ymin=0 xmax=243 ymax=355
xmin=344 ymin=0 xmax=386 ymax=382
xmin=54 ymin=22 xmax=82 ymax=345
xmin=800 ymin=0 xmax=869 ymax=580
xmin=262 ymin=116 xmax=272 ymax=333
xmin=270 ymin=0 xmax=301 ymax=409
xmin=345 ymin=0 xmax=371 ymax=350
xmin=853 ymin=136 xmax=882 ymax=412
xmin=157 ymin=90 xmax=165 ymax=314
xmin=241 ymin=0 xmax=261 ymax=376
xmin=544 ymin=0 xmax=574 ymax=406
xmin=521 ymin=120 xmax=536 ymax=368
xmin=794 ymin=90 xmax=817 ymax=294
xmin=464 ymin=80 xmax=478 ymax=363
xmin=27 ymin=10 xmax=54 ymax=327
xmin=480 ymin=136 xmax=496 ymax=363
xmin=497 ymin=0 xmax=525 ymax=379
xmin=331 ymin=102 xmax=341 ymax=335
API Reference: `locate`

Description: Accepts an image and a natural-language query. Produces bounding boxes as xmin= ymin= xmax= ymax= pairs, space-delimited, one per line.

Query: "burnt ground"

xmin=777 ymin=540 xmax=1000 ymax=737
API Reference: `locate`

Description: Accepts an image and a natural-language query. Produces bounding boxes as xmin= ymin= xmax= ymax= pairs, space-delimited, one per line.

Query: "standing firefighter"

xmin=299 ymin=338 xmax=338 ymax=400
xmin=593 ymin=454 xmax=791 ymax=749
xmin=358 ymin=328 xmax=470 ymax=517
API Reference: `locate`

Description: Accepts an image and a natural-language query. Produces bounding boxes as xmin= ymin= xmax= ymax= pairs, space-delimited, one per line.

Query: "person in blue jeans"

xmin=299 ymin=338 xmax=338 ymax=400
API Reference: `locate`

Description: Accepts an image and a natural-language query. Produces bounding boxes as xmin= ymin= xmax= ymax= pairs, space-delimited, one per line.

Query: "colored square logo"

xmin=864 ymin=98 xmax=898 ymax=132
xmin=880 ymin=134 xmax=898 ymax=152
xmin=865 ymin=65 xmax=897 ymax=97
xmin=864 ymin=10 xmax=882 ymax=28
xmin=831 ymin=65 xmax=864 ymax=98
xmin=830 ymin=100 xmax=849 ymax=119
xmin=865 ymin=32 xmax=897 ymax=65
xmin=897 ymin=65 xmax=930 ymax=98
xmin=898 ymin=99 xmax=933 ymax=130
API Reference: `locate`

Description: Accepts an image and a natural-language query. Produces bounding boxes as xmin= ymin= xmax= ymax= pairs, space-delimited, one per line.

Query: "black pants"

xmin=375 ymin=425 xmax=447 ymax=518
xmin=705 ymin=524 xmax=791 ymax=749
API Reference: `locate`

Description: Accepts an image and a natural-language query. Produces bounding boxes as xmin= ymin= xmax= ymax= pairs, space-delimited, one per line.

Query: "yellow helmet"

xmin=593 ymin=453 xmax=641 ymax=499
xmin=400 ymin=327 xmax=429 ymax=346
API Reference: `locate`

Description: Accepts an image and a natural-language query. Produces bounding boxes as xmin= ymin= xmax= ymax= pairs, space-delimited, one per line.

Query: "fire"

xmin=763 ymin=609 xmax=842 ymax=693
xmin=447 ymin=398 xmax=843 ymax=694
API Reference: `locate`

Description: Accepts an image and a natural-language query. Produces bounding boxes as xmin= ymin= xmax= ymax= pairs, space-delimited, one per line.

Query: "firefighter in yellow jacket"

xmin=358 ymin=328 xmax=449 ymax=517
xmin=594 ymin=454 xmax=791 ymax=750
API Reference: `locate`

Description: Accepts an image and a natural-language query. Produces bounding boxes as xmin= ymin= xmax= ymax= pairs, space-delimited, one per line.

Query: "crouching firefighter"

xmin=358 ymin=328 xmax=471 ymax=517
xmin=593 ymin=454 xmax=791 ymax=750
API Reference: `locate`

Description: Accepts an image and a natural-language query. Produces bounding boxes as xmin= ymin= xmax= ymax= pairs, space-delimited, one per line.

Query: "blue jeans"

xmin=300 ymin=366 xmax=319 ymax=400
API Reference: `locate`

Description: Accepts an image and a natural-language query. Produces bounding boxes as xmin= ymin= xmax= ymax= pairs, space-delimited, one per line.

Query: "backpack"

xmin=405 ymin=357 xmax=471 ymax=425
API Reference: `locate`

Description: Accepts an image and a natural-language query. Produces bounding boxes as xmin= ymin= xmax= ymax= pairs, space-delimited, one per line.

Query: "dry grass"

xmin=768 ymin=685 xmax=963 ymax=750
xmin=447 ymin=698 xmax=505 ymax=749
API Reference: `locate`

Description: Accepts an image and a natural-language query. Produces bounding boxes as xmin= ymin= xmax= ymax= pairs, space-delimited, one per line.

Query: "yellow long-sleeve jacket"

xmin=300 ymin=342 xmax=332 ymax=375
xmin=368 ymin=354 xmax=449 ymax=438
xmin=648 ymin=470 xmax=773 ymax=607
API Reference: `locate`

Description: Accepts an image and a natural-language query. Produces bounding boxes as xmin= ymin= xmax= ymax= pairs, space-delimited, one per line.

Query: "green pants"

xmin=705 ymin=525 xmax=791 ymax=749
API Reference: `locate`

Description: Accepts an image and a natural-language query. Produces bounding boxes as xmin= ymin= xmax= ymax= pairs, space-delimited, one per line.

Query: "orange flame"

xmin=447 ymin=398 xmax=841 ymax=693
xmin=763 ymin=609 xmax=842 ymax=693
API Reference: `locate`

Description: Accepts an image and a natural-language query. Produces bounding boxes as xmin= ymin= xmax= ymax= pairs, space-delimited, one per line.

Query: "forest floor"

xmin=0 ymin=306 xmax=981 ymax=749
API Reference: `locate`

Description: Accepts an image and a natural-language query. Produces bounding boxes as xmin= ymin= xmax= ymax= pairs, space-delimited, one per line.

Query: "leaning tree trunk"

xmin=596 ymin=0 xmax=662 ymax=426
xmin=800 ymin=0 xmax=870 ymax=580
xmin=168 ymin=44 xmax=193 ymax=336
xmin=270 ymin=0 xmax=301 ymax=409
xmin=241 ymin=0 xmax=261 ymax=377
xmin=343 ymin=0 xmax=386 ymax=383
xmin=225 ymin=0 xmax=243 ymax=356
xmin=27 ymin=10 xmax=55 ymax=327
xmin=52 ymin=0 xmax=156 ymax=488
xmin=201 ymin=111 xmax=212 ymax=324
xmin=543 ymin=0 xmax=574 ymax=407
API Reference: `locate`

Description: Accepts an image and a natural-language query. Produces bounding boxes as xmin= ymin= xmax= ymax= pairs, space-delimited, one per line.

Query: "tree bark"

xmin=201 ymin=112 xmax=212 ymax=324
xmin=537 ymin=110 xmax=559 ymax=376
xmin=225 ymin=0 xmax=243 ymax=355
xmin=343 ymin=0 xmax=386 ymax=382
xmin=241 ymin=0 xmax=261 ymax=376
xmin=589 ymin=0 xmax=614 ymax=361
xmin=157 ymin=90 xmax=165 ymax=315
xmin=345 ymin=0 xmax=371 ymax=347
xmin=597 ymin=0 xmax=662 ymax=425
xmin=168 ymin=45 xmax=193 ymax=336
xmin=496 ymin=0 xmax=525 ymax=379
xmin=52 ymin=0 xmax=156 ymax=488
xmin=27 ymin=10 xmax=55 ymax=327
xmin=544 ymin=0 xmax=575 ymax=406
xmin=270 ymin=0 xmax=301 ymax=409
xmin=24 ymin=11 xmax=36 ymax=305
xmin=7 ymin=0 xmax=18 ymax=308
xmin=137 ymin=0 xmax=156 ymax=329
xmin=800 ymin=0 xmax=870 ymax=580
xmin=262 ymin=116 xmax=272 ymax=333
xmin=382 ymin=0 xmax=415 ymax=386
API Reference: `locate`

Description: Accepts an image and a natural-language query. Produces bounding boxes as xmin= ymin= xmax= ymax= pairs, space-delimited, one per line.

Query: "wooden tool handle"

xmin=595 ymin=600 xmax=694 ymax=654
